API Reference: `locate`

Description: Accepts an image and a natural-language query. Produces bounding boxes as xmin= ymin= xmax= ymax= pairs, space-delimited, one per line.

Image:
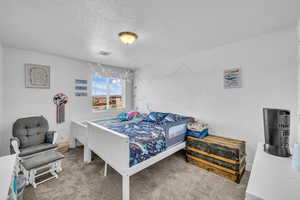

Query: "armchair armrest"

xmin=10 ymin=137 xmax=20 ymax=155
xmin=45 ymin=131 xmax=58 ymax=144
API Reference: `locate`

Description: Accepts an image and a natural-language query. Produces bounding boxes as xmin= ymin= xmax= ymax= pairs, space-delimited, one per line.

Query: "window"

xmin=92 ymin=76 xmax=125 ymax=111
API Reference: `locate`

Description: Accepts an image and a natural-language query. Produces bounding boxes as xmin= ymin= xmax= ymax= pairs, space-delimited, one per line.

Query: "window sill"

xmin=92 ymin=108 xmax=127 ymax=113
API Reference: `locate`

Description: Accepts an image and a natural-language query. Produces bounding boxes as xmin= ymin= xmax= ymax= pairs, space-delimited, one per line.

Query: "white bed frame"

xmin=70 ymin=121 xmax=92 ymax=163
xmin=87 ymin=122 xmax=186 ymax=200
xmin=71 ymin=118 xmax=144 ymax=164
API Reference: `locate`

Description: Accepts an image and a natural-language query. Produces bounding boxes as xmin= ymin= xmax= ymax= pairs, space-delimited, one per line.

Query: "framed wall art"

xmin=224 ymin=68 xmax=241 ymax=89
xmin=75 ymin=79 xmax=87 ymax=84
xmin=25 ymin=64 xmax=50 ymax=89
xmin=74 ymin=79 xmax=88 ymax=97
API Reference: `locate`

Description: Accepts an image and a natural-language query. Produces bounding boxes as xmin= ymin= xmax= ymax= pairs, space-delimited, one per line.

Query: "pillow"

xmin=161 ymin=113 xmax=188 ymax=123
xmin=118 ymin=111 xmax=141 ymax=121
xmin=160 ymin=113 xmax=177 ymax=123
xmin=143 ymin=112 xmax=168 ymax=123
xmin=127 ymin=111 xmax=140 ymax=120
xmin=118 ymin=112 xmax=129 ymax=121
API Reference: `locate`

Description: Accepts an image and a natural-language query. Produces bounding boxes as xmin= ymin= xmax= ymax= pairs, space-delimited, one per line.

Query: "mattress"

xmin=166 ymin=123 xmax=187 ymax=148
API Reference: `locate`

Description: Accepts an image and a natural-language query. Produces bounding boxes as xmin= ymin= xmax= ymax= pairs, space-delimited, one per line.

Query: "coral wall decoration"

xmin=53 ymin=93 xmax=68 ymax=124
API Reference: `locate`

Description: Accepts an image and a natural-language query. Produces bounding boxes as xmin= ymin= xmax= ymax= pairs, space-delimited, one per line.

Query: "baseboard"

xmin=246 ymin=162 xmax=253 ymax=171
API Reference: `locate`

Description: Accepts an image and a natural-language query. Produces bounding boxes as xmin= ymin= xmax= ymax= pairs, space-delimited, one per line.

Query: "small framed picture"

xmin=224 ymin=68 xmax=241 ymax=89
xmin=75 ymin=79 xmax=87 ymax=84
xmin=25 ymin=64 xmax=50 ymax=89
xmin=75 ymin=86 xmax=87 ymax=90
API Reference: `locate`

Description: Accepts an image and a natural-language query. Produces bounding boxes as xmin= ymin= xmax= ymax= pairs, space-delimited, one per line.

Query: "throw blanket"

xmin=108 ymin=121 xmax=166 ymax=167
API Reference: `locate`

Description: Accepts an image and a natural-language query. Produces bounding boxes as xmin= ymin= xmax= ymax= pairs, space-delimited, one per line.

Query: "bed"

xmin=86 ymin=112 xmax=193 ymax=200
xmin=70 ymin=117 xmax=143 ymax=163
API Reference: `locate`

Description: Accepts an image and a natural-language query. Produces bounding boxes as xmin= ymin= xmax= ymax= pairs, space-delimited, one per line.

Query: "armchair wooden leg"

xmin=29 ymin=170 xmax=37 ymax=188
xmin=56 ymin=160 xmax=62 ymax=172
xmin=23 ymin=169 xmax=30 ymax=186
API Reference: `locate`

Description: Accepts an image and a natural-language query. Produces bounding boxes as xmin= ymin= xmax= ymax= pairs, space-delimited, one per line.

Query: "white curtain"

xmin=89 ymin=62 xmax=134 ymax=81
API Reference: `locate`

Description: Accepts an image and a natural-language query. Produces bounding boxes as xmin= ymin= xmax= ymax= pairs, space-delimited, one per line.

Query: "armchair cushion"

xmin=19 ymin=143 xmax=57 ymax=157
xmin=13 ymin=116 xmax=49 ymax=148
xmin=21 ymin=151 xmax=64 ymax=170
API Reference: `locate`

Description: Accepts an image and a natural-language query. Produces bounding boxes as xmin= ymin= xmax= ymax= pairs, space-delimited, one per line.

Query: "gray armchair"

xmin=11 ymin=116 xmax=58 ymax=158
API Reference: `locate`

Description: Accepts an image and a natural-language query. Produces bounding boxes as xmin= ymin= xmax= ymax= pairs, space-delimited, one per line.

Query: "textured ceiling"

xmin=0 ymin=0 xmax=300 ymax=68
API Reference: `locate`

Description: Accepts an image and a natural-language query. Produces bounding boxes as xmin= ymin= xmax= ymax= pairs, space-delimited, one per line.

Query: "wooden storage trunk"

xmin=186 ymin=135 xmax=246 ymax=183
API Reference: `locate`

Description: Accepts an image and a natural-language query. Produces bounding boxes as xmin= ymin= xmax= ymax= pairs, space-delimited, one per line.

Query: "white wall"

xmin=136 ymin=27 xmax=298 ymax=168
xmin=298 ymin=20 xmax=300 ymax=144
xmin=0 ymin=42 xmax=4 ymax=155
xmin=1 ymin=48 xmax=133 ymax=155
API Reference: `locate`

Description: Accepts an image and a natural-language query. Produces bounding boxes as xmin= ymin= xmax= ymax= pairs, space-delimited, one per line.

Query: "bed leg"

xmin=84 ymin=145 xmax=92 ymax=163
xmin=104 ymin=162 xmax=107 ymax=176
xmin=122 ymin=175 xmax=130 ymax=200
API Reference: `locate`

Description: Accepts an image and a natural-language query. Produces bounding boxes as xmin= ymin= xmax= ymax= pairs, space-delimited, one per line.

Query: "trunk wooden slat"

xmin=186 ymin=135 xmax=246 ymax=183
xmin=186 ymin=147 xmax=246 ymax=172
xmin=187 ymin=155 xmax=245 ymax=183
xmin=186 ymin=135 xmax=246 ymax=161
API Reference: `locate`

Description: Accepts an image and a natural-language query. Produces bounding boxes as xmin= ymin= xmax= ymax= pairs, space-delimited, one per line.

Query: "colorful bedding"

xmin=107 ymin=121 xmax=166 ymax=167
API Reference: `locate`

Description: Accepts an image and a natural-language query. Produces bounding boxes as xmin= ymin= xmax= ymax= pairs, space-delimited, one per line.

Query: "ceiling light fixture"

xmin=118 ymin=32 xmax=138 ymax=45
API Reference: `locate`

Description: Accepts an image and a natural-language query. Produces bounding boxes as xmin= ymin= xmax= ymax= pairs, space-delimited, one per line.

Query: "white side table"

xmin=0 ymin=154 xmax=17 ymax=200
xmin=246 ymin=142 xmax=300 ymax=200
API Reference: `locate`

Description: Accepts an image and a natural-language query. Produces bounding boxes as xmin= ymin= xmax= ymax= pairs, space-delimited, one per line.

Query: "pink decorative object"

xmin=53 ymin=93 xmax=68 ymax=124
xmin=127 ymin=112 xmax=140 ymax=119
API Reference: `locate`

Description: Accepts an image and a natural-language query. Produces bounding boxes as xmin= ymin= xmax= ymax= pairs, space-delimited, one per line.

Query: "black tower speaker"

xmin=263 ymin=108 xmax=291 ymax=157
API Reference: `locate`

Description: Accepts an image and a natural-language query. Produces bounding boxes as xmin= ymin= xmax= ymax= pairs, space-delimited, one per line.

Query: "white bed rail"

xmin=71 ymin=121 xmax=93 ymax=163
xmin=71 ymin=121 xmax=87 ymax=145
xmin=87 ymin=122 xmax=130 ymax=175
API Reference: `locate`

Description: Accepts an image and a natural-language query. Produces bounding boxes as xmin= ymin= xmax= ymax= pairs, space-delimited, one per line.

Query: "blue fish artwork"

xmin=224 ymin=75 xmax=236 ymax=80
xmin=75 ymin=86 xmax=87 ymax=90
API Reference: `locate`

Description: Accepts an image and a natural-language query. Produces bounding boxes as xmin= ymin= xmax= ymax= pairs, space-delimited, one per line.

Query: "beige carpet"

xmin=23 ymin=147 xmax=250 ymax=200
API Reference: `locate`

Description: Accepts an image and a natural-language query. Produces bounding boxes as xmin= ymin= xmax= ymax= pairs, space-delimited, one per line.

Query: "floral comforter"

xmin=108 ymin=121 xmax=166 ymax=167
